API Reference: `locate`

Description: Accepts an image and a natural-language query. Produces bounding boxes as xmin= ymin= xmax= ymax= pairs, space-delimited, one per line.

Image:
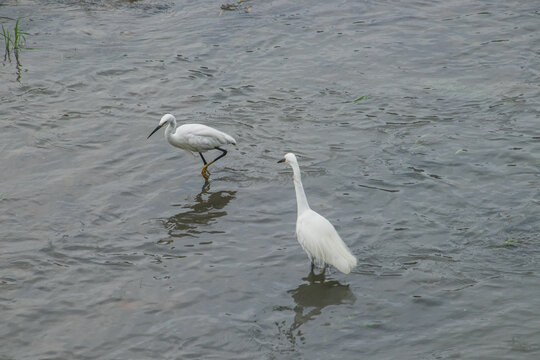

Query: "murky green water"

xmin=1 ymin=1 xmax=539 ymax=358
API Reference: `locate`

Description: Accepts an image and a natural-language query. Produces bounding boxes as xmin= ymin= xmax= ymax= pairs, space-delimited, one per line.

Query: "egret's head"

xmin=147 ymin=114 xmax=176 ymax=139
xmin=159 ymin=113 xmax=175 ymax=126
xmin=277 ymin=152 xmax=297 ymax=164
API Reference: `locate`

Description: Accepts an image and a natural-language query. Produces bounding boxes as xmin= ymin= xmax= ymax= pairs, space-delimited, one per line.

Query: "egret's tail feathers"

xmin=307 ymin=237 xmax=357 ymax=274
xmin=332 ymin=251 xmax=357 ymax=274
xmin=322 ymin=238 xmax=357 ymax=274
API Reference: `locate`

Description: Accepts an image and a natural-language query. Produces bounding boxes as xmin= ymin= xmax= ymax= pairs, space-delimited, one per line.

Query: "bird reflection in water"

xmin=275 ymin=271 xmax=356 ymax=348
xmin=162 ymin=180 xmax=236 ymax=241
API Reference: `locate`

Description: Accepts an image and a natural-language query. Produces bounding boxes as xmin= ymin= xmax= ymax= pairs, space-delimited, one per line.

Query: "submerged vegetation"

xmin=220 ymin=0 xmax=251 ymax=15
xmin=353 ymin=95 xmax=368 ymax=102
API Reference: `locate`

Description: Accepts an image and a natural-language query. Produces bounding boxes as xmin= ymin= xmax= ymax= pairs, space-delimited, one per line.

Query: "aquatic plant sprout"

xmin=1 ymin=18 xmax=28 ymax=65
xmin=1 ymin=24 xmax=11 ymax=60
xmin=13 ymin=18 xmax=28 ymax=50
xmin=353 ymin=95 xmax=368 ymax=102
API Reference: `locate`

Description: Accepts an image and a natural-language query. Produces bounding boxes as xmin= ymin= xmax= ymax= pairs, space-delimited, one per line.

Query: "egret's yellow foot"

xmin=201 ymin=164 xmax=211 ymax=179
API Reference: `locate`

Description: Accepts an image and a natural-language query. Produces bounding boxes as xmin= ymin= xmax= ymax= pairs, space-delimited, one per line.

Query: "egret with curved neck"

xmin=147 ymin=114 xmax=236 ymax=179
xmin=278 ymin=153 xmax=357 ymax=274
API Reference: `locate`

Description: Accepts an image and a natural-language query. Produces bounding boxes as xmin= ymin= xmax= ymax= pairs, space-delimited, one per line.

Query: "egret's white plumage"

xmin=279 ymin=153 xmax=357 ymax=274
xmin=147 ymin=114 xmax=236 ymax=179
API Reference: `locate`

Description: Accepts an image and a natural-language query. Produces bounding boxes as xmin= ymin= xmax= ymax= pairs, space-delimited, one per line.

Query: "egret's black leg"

xmin=210 ymin=147 xmax=228 ymax=164
xmin=199 ymin=152 xmax=207 ymax=165
xmin=310 ymin=261 xmax=315 ymax=273
xmin=201 ymin=147 xmax=228 ymax=179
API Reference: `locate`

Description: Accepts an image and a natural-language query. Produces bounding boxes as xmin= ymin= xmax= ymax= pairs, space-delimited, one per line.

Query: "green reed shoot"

xmin=353 ymin=95 xmax=368 ymax=103
xmin=1 ymin=24 xmax=11 ymax=60
xmin=2 ymin=18 xmax=28 ymax=64
xmin=13 ymin=18 xmax=28 ymax=50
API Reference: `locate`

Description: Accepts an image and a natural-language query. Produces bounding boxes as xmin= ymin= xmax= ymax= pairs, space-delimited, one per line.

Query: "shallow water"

xmin=1 ymin=0 xmax=539 ymax=358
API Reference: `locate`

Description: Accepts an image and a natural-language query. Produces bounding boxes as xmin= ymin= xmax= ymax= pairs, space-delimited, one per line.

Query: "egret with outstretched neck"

xmin=147 ymin=114 xmax=236 ymax=179
xmin=278 ymin=153 xmax=357 ymax=274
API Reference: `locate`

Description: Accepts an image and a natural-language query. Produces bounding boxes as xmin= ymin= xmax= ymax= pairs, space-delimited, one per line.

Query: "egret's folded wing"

xmin=297 ymin=210 xmax=357 ymax=274
xmin=182 ymin=124 xmax=236 ymax=149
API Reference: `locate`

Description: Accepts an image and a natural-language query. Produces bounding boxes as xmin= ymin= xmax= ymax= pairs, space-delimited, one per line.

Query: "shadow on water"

xmin=162 ymin=180 xmax=236 ymax=241
xmin=275 ymin=271 xmax=356 ymax=348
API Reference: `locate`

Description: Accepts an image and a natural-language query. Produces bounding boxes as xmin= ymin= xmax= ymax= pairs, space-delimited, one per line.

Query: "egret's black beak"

xmin=147 ymin=124 xmax=163 ymax=139
xmin=277 ymin=158 xmax=285 ymax=163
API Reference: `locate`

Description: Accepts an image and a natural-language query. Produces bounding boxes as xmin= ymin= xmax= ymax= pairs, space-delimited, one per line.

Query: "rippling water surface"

xmin=1 ymin=0 xmax=539 ymax=358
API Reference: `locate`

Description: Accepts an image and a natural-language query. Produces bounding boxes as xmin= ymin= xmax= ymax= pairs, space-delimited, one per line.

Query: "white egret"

xmin=147 ymin=114 xmax=236 ymax=179
xmin=278 ymin=153 xmax=357 ymax=274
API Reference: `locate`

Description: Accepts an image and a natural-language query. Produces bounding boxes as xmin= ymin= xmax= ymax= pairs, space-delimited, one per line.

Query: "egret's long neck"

xmin=164 ymin=119 xmax=177 ymax=138
xmin=291 ymin=162 xmax=310 ymax=215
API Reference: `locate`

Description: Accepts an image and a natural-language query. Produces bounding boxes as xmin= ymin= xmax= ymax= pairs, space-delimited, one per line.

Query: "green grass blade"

xmin=353 ymin=95 xmax=368 ymax=103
